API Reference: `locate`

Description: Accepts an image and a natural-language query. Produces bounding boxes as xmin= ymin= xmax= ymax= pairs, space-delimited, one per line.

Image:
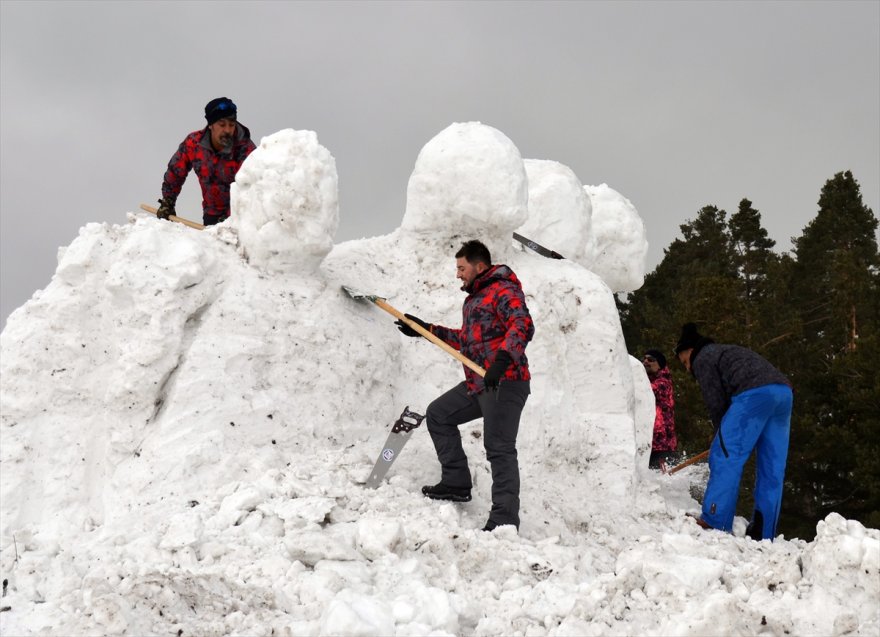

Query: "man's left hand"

xmin=484 ymin=351 xmax=512 ymax=391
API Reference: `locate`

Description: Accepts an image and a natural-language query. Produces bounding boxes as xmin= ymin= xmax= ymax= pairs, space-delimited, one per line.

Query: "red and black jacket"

xmin=161 ymin=123 xmax=256 ymax=221
xmin=431 ymin=265 xmax=535 ymax=393
xmin=649 ymin=367 xmax=677 ymax=452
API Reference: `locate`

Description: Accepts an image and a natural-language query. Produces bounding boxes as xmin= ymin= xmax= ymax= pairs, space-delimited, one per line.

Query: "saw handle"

xmin=372 ymin=298 xmax=486 ymax=378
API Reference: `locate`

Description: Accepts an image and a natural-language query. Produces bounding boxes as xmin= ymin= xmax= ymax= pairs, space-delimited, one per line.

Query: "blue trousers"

xmin=702 ymin=384 xmax=793 ymax=540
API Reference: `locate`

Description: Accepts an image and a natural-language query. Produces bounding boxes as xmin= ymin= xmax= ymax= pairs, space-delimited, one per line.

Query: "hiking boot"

xmin=746 ymin=511 xmax=765 ymax=541
xmin=421 ymin=483 xmax=472 ymax=502
xmin=481 ymin=520 xmax=519 ymax=532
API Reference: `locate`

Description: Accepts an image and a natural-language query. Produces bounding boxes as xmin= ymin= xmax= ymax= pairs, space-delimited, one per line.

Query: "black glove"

xmin=395 ymin=313 xmax=431 ymax=338
xmin=156 ymin=197 xmax=176 ymax=221
xmin=483 ymin=350 xmax=512 ymax=391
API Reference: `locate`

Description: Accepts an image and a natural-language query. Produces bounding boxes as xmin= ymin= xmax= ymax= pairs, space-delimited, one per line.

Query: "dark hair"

xmin=455 ymin=240 xmax=492 ymax=266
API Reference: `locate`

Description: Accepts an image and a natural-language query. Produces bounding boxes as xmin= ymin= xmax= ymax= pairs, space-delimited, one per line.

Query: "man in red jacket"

xmin=642 ymin=348 xmax=678 ymax=470
xmin=156 ymin=97 xmax=256 ymax=225
xmin=396 ymin=240 xmax=535 ymax=532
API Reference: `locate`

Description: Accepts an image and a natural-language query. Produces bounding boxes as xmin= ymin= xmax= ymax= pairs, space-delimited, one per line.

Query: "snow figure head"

xmin=230 ymin=129 xmax=338 ymax=273
xmin=402 ymin=122 xmax=528 ymax=241
xmin=584 ymin=183 xmax=648 ymax=292
xmin=519 ymin=159 xmax=596 ymax=268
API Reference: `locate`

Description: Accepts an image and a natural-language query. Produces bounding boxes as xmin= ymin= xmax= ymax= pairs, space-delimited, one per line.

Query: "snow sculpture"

xmin=324 ymin=122 xmax=649 ymax=525
xmin=0 ymin=121 xmax=873 ymax=636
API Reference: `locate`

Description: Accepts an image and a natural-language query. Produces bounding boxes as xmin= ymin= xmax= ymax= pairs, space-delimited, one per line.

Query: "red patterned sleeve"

xmin=496 ymin=283 xmax=534 ymax=360
xmin=161 ymin=136 xmax=195 ymax=201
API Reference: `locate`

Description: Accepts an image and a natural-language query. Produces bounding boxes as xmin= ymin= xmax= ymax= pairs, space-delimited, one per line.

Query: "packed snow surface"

xmin=1 ymin=123 xmax=877 ymax=636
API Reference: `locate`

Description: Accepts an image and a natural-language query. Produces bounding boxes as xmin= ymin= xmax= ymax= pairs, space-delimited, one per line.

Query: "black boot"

xmin=421 ymin=483 xmax=472 ymax=502
xmin=746 ymin=511 xmax=764 ymax=541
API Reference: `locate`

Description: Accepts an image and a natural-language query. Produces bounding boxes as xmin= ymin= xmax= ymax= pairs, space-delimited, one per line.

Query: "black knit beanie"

xmin=675 ymin=323 xmax=703 ymax=354
xmin=205 ymin=97 xmax=237 ymax=125
xmin=644 ymin=349 xmax=667 ymax=369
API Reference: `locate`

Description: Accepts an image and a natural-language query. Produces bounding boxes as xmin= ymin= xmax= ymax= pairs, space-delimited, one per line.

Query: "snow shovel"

xmin=664 ymin=449 xmax=710 ymax=475
xmin=139 ymin=203 xmax=205 ymax=230
xmin=341 ymin=285 xmax=486 ymax=378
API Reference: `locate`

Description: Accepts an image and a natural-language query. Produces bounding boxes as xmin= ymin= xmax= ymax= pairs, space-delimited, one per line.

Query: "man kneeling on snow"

xmin=396 ymin=240 xmax=534 ymax=532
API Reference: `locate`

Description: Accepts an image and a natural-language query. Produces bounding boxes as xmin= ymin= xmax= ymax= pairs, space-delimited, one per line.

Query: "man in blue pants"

xmin=675 ymin=323 xmax=793 ymax=541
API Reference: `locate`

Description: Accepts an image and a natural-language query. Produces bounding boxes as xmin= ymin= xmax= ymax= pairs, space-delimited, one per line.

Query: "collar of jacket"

xmin=689 ymin=338 xmax=715 ymax=375
xmin=465 ymin=264 xmax=506 ymax=295
xmin=650 ymin=366 xmax=671 ymax=381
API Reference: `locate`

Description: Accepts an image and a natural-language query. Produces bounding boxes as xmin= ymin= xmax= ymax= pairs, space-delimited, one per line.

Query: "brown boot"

xmin=686 ymin=512 xmax=713 ymax=530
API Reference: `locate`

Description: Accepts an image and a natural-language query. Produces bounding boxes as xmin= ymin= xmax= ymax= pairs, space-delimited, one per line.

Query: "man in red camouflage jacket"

xmin=396 ymin=240 xmax=534 ymax=532
xmin=156 ymin=97 xmax=256 ymax=225
xmin=642 ymin=349 xmax=678 ymax=470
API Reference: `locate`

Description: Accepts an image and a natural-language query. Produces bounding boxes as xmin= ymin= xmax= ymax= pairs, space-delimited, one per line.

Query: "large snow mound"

xmin=1 ymin=125 xmax=877 ymax=636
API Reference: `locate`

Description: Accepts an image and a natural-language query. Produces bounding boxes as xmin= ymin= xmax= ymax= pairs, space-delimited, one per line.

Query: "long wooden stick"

xmin=373 ymin=298 xmax=487 ymax=378
xmin=666 ymin=449 xmax=710 ymax=475
xmin=139 ymin=203 xmax=205 ymax=230
xmin=342 ymin=286 xmax=487 ymax=377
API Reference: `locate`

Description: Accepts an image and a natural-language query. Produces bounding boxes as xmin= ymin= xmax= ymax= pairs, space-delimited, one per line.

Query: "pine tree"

xmin=619 ymin=205 xmax=740 ymax=462
xmin=729 ymin=198 xmax=777 ymax=345
xmin=792 ymin=170 xmax=878 ymax=354
xmin=788 ymin=170 xmax=879 ymax=528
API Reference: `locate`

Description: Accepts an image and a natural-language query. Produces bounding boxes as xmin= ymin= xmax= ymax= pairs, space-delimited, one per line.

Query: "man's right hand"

xmin=395 ymin=313 xmax=431 ymax=338
xmin=156 ymin=197 xmax=176 ymax=220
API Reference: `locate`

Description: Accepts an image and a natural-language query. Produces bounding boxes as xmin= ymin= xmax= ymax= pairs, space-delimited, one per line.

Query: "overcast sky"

xmin=1 ymin=1 xmax=878 ymax=329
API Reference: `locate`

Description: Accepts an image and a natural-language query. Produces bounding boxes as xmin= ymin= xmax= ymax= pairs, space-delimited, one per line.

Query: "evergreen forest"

xmin=618 ymin=170 xmax=879 ymax=540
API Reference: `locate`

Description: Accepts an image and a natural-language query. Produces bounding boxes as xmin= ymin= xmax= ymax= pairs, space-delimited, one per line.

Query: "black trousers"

xmin=426 ymin=380 xmax=530 ymax=527
xmin=203 ymin=214 xmax=228 ymax=226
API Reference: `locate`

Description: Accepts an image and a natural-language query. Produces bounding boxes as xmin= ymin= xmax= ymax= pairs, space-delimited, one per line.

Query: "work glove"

xmin=483 ymin=350 xmax=512 ymax=391
xmin=156 ymin=197 xmax=176 ymax=221
xmin=395 ymin=313 xmax=431 ymax=338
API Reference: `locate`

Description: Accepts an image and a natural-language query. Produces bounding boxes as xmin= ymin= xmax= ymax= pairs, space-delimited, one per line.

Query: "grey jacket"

xmin=691 ymin=344 xmax=790 ymax=428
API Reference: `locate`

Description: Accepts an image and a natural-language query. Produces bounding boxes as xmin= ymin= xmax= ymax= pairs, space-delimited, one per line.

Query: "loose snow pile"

xmin=1 ymin=123 xmax=877 ymax=636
